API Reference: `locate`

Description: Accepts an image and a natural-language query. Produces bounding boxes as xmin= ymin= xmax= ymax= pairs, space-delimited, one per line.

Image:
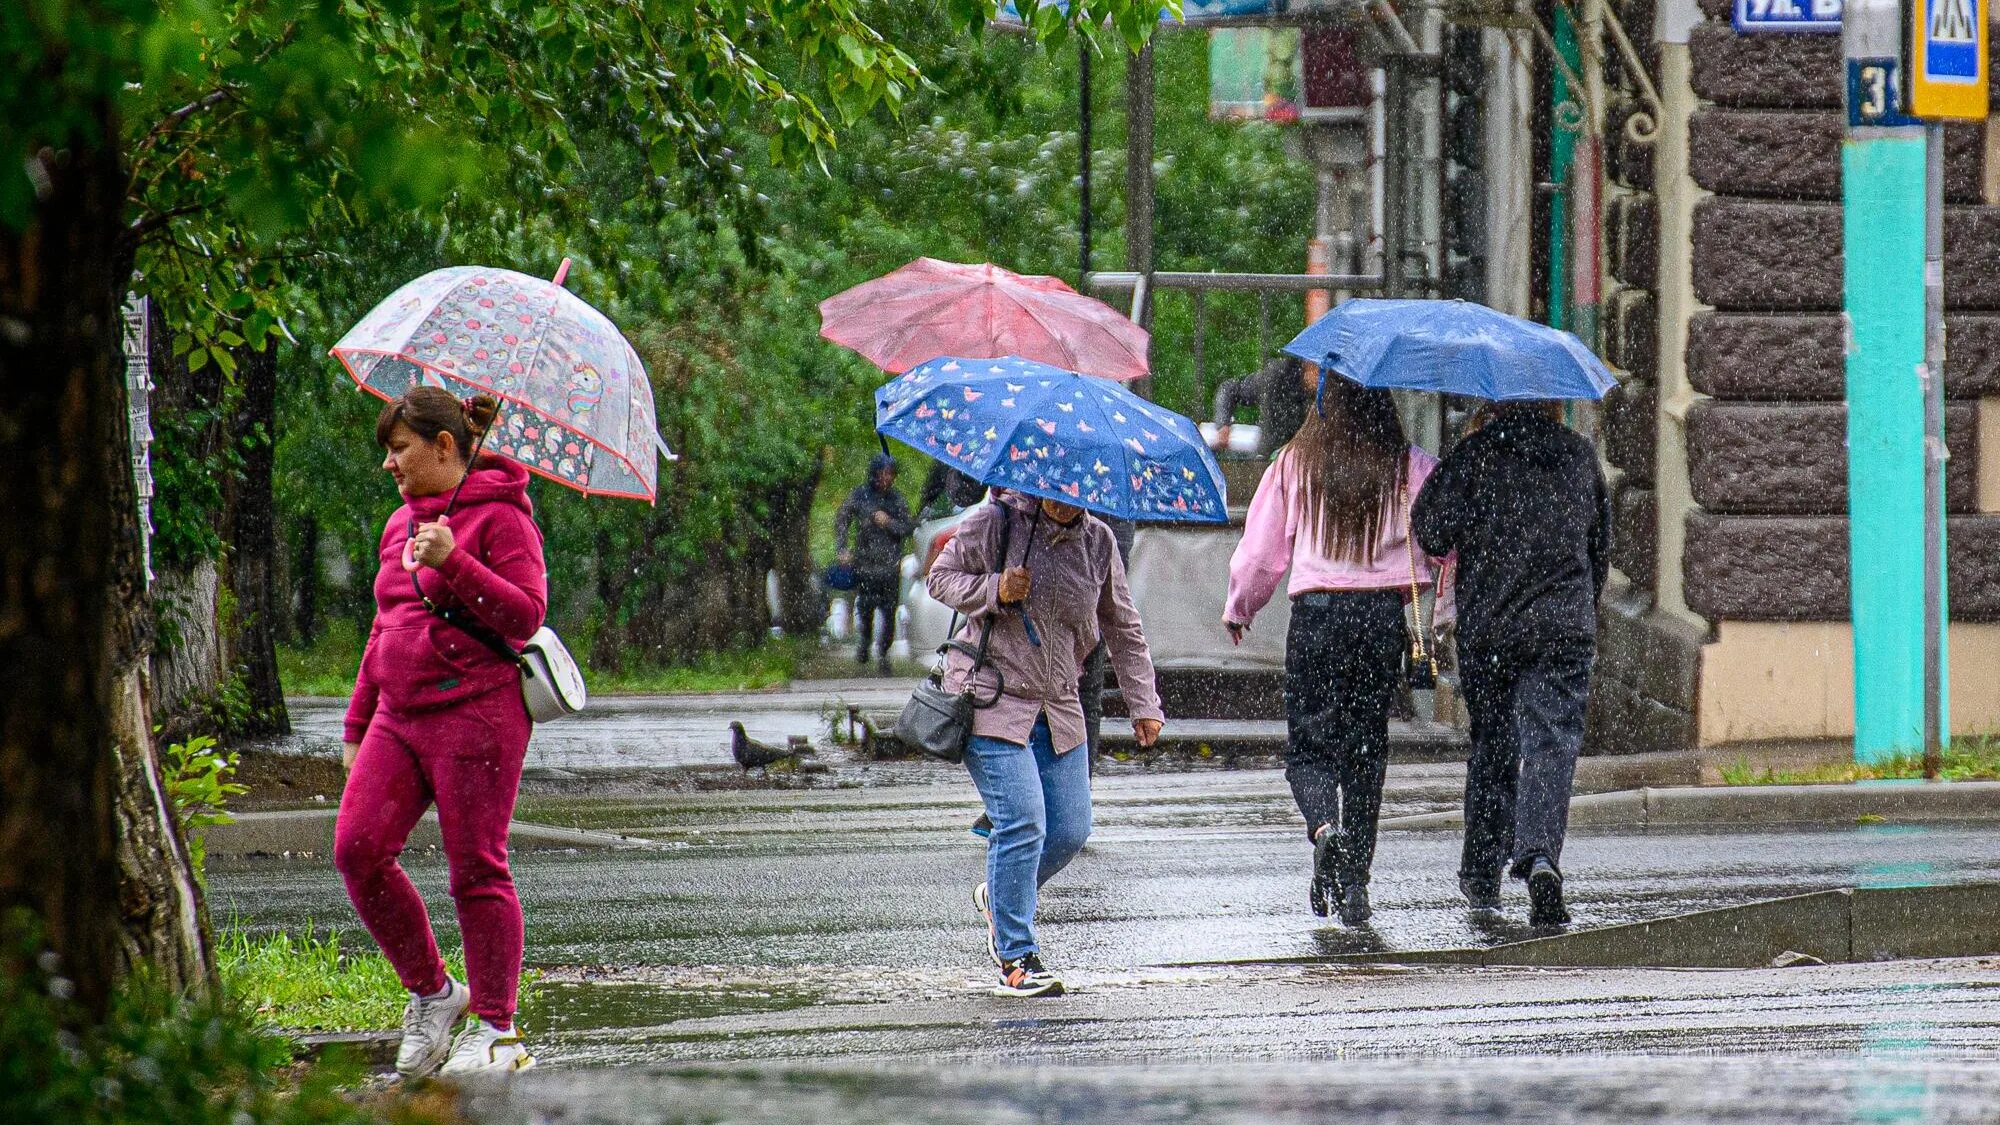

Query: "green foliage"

xmin=0 ymin=912 xmax=443 ymax=1124
xmin=162 ymin=736 xmax=246 ymax=883
xmin=1720 ymin=736 xmax=2000 ymax=785
xmin=273 ymin=27 xmax=1319 ymax=673
xmin=277 ymin=617 xmax=366 ymax=697
xmin=218 ymin=927 xmax=470 ymax=1034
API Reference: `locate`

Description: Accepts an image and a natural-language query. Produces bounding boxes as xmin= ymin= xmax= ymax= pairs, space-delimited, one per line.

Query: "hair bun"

xmin=463 ymin=394 xmax=500 ymax=438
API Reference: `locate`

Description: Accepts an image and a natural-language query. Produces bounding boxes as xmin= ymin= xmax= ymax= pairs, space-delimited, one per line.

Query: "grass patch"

xmin=282 ymin=628 xmax=825 ymax=698
xmin=277 ymin=618 xmax=365 ymax=697
xmin=583 ymin=637 xmax=818 ymax=694
xmin=220 ymin=926 xmax=470 ymax=1033
xmin=1721 ymin=736 xmax=2000 ymax=786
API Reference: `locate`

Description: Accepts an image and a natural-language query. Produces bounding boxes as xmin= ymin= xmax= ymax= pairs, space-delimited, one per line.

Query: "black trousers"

xmin=1457 ymin=635 xmax=1595 ymax=883
xmin=1283 ymin=591 xmax=1406 ymax=886
xmin=854 ymin=574 xmax=899 ymax=659
xmin=1080 ymin=639 xmax=1109 ymax=773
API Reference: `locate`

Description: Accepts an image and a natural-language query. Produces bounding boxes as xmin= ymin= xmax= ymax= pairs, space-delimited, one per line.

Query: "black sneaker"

xmin=1460 ymin=875 xmax=1502 ymax=913
xmin=993 ymin=953 xmax=1064 ymax=998
xmin=1526 ymin=857 xmax=1571 ymax=928
xmin=878 ymin=656 xmax=894 ymax=676
xmin=1338 ymin=883 xmax=1372 ymax=926
xmin=1309 ymin=827 xmax=1342 ymax=918
xmin=854 ymin=647 xmax=869 ymax=666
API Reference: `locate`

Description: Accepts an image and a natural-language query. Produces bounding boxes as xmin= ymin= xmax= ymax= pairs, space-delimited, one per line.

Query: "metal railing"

xmin=1085 ymin=271 xmax=1391 ymax=410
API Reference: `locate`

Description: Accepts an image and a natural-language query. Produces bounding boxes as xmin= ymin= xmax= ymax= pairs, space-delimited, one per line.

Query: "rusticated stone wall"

xmin=1678 ymin=19 xmax=2000 ymax=624
xmin=1587 ymin=2 xmax=2000 ymax=751
xmin=1585 ymin=0 xmax=1693 ymax=756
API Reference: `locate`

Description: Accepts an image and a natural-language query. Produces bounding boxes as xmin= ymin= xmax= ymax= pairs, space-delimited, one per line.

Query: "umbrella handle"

xmin=402 ymin=515 xmax=448 ymax=573
xmin=553 ymin=258 xmax=571 ymax=287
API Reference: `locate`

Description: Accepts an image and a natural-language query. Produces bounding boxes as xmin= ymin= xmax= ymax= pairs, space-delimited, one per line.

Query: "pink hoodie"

xmin=343 ymin=458 xmax=548 ymax=742
xmin=1225 ymin=445 xmax=1441 ymax=626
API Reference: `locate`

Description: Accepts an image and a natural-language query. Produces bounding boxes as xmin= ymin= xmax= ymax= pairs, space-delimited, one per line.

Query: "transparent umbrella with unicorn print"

xmin=331 ymin=260 xmax=675 ymax=504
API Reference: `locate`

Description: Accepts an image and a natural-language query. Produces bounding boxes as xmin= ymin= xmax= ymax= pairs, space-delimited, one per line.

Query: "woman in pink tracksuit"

xmin=336 ymin=386 xmax=546 ymax=1078
xmin=1223 ymin=375 xmax=1442 ymax=927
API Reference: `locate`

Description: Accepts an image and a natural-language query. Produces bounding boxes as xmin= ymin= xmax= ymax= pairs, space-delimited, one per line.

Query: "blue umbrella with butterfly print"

xmin=875 ymin=356 xmax=1228 ymax=523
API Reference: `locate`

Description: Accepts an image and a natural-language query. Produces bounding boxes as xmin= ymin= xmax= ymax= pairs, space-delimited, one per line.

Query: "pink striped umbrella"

xmin=819 ymin=258 xmax=1149 ymax=381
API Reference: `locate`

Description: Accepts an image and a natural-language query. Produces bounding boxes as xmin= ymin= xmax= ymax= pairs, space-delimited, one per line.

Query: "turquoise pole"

xmin=1843 ymin=133 xmax=1930 ymax=764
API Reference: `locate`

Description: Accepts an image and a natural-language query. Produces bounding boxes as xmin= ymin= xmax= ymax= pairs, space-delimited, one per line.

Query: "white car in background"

xmin=899 ymin=469 xmax=1289 ymax=673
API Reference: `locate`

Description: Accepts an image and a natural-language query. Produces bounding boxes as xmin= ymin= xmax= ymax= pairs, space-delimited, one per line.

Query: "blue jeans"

xmin=963 ymin=714 xmax=1093 ymax=962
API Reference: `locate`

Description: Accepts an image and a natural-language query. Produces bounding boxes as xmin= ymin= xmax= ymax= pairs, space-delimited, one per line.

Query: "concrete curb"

xmin=1175 ymin=882 xmax=2000 ymax=971
xmin=207 ymin=809 xmax=656 ymax=858
xmin=1380 ymin=780 xmax=2000 ymax=831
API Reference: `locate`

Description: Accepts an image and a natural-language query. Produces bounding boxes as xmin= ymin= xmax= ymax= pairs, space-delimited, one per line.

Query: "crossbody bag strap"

xmin=1402 ymin=479 xmax=1431 ymax=662
xmin=406 ymin=514 xmax=525 ymax=669
xmin=939 ymin=501 xmax=1014 ymax=706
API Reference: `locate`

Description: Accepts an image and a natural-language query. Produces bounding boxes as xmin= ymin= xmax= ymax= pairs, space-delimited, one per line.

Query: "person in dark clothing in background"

xmin=836 ymin=453 xmax=916 ymax=675
xmin=1412 ymin=401 xmax=1610 ymax=929
xmin=1210 ymin=356 xmax=1311 ymax=457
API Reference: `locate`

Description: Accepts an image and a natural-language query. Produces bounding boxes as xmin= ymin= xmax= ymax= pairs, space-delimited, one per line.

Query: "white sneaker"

xmin=394 ymin=978 xmax=470 ymax=1077
xmin=438 ymin=1019 xmax=537 ymax=1077
xmin=973 ymin=882 xmax=1000 ymax=967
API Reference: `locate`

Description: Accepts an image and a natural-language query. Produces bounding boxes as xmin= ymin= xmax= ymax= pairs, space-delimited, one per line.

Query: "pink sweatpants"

xmin=334 ymin=688 xmax=531 ymax=1026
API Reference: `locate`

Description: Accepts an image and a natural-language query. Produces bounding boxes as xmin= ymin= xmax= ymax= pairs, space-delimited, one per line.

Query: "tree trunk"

xmin=291 ymin=515 xmax=321 ymax=645
xmin=222 ymin=344 xmax=289 ymax=737
xmin=0 ymin=132 xmax=209 ymax=1012
xmin=770 ymin=454 xmax=826 ymax=638
xmin=149 ymin=559 xmax=225 ymax=746
xmin=146 ymin=302 xmax=229 ymax=742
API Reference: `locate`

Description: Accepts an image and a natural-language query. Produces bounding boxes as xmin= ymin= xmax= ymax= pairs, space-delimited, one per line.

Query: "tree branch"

xmin=127 ymin=204 xmax=210 ymax=240
xmin=133 ymin=87 xmax=238 ymax=155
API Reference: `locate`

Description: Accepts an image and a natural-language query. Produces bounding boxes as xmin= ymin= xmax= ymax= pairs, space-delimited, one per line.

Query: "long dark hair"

xmin=1288 ymin=374 xmax=1410 ymax=563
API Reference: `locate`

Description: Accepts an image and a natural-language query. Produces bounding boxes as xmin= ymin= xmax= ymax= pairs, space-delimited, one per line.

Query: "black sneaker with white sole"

xmin=1526 ymin=857 xmax=1571 ymax=927
xmin=993 ymin=953 xmax=1064 ymax=998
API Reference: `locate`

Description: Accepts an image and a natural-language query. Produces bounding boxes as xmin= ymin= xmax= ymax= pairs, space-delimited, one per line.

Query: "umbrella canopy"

xmin=877 ymin=356 xmax=1227 ymax=523
xmin=1282 ymin=298 xmax=1618 ymax=402
xmin=821 ymin=258 xmax=1150 ymax=381
xmin=331 ymin=264 xmax=671 ymax=502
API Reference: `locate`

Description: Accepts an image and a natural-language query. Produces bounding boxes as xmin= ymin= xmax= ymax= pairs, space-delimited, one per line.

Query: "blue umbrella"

xmin=876 ymin=356 xmax=1228 ymax=523
xmin=1282 ymin=298 xmax=1618 ymax=402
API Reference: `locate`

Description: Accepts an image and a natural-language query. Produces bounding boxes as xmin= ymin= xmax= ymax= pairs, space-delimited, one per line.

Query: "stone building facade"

xmin=1585 ymin=0 xmax=2000 ymax=752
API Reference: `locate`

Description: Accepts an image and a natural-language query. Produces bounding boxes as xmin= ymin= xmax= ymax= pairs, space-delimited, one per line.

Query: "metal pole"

xmin=1124 ymin=38 xmax=1155 ymax=302
xmin=1923 ymin=121 xmax=1947 ymax=780
xmin=1079 ymin=40 xmax=1093 ymax=288
xmin=1842 ymin=0 xmax=1931 ymax=766
xmin=1382 ymin=59 xmax=1406 ymax=299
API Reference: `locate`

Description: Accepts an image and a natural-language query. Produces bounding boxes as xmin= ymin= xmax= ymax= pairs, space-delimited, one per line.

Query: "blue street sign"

xmin=1848 ymin=58 xmax=1921 ymax=126
xmin=1734 ymin=0 xmax=1842 ymax=32
xmin=1908 ymin=0 xmax=1989 ymax=118
xmin=1923 ymin=0 xmax=1980 ymax=78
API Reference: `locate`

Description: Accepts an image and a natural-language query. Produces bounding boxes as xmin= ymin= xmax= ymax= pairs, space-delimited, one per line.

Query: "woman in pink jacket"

xmin=336 ymin=386 xmax=547 ymax=1077
xmin=1223 ymin=376 xmax=1439 ymax=926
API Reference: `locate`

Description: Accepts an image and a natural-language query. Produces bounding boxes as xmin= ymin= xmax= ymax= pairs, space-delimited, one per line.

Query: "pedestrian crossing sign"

xmin=1908 ymin=0 xmax=1989 ymax=118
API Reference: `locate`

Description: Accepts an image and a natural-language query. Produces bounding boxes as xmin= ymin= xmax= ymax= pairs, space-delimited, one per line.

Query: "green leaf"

xmin=836 ymin=34 xmax=873 ymax=68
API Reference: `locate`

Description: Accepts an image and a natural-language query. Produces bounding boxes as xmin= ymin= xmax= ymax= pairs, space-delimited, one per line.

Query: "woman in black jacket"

xmin=1412 ymin=401 xmax=1610 ymax=928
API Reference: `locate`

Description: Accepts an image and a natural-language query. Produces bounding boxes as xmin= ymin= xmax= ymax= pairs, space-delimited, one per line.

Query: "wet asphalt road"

xmin=285 ymin=684 xmax=917 ymax=773
xmin=210 ymin=769 xmax=2000 ymax=1111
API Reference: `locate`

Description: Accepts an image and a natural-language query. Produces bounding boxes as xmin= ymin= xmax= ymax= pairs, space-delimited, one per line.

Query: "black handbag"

xmin=893 ymin=506 xmax=1014 ymax=762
